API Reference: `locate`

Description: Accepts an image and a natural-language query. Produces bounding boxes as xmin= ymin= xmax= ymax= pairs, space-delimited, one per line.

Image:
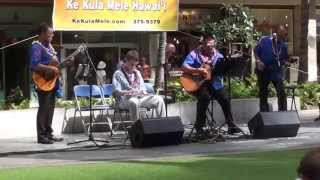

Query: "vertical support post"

xmin=307 ymin=0 xmax=318 ymax=81
xmin=2 ymin=48 xmax=5 ymax=97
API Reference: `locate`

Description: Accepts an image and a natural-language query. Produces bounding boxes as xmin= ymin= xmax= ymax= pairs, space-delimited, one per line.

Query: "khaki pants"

xmin=119 ymin=95 xmax=165 ymax=121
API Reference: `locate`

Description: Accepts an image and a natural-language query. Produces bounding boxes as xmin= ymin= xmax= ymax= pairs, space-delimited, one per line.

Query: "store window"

xmin=169 ymin=8 xmax=222 ymax=69
xmin=179 ymin=8 xmax=220 ymax=31
xmin=0 ymin=6 xmax=51 ymax=99
xmin=250 ymin=8 xmax=294 ymax=55
xmin=60 ymin=31 xmax=143 ymax=98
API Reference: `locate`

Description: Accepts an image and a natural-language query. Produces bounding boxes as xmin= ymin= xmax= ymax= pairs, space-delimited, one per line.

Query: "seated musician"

xmin=112 ymin=50 xmax=165 ymax=122
xmin=182 ymin=34 xmax=241 ymax=137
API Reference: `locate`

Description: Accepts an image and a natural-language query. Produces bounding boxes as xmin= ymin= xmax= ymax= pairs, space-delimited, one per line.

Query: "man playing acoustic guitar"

xmin=182 ymin=34 xmax=241 ymax=138
xmin=30 ymin=23 xmax=65 ymax=144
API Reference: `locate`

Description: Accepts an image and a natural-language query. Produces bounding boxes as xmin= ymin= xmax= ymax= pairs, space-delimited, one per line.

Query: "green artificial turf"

xmin=0 ymin=149 xmax=308 ymax=180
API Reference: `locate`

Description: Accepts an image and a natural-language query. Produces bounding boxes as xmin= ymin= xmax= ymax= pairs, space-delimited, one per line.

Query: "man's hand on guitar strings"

xmin=198 ymin=68 xmax=208 ymax=76
xmin=43 ymin=68 xmax=55 ymax=81
xmin=43 ymin=67 xmax=60 ymax=81
xmin=64 ymin=57 xmax=75 ymax=67
xmin=50 ymin=57 xmax=60 ymax=66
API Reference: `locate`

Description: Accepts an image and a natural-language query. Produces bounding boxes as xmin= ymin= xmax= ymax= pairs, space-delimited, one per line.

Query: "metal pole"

xmin=1 ymin=47 xmax=5 ymax=97
xmin=159 ymin=32 xmax=167 ymax=117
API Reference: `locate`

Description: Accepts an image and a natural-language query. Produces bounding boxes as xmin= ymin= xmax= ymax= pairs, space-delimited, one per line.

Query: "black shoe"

xmin=49 ymin=136 xmax=64 ymax=142
xmin=195 ymin=128 xmax=209 ymax=140
xmin=228 ymin=125 xmax=242 ymax=135
xmin=38 ymin=137 xmax=54 ymax=144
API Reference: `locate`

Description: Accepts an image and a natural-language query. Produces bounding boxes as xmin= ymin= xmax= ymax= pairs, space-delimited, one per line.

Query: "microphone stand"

xmin=68 ymin=39 xmax=109 ymax=147
xmin=164 ymin=62 xmax=168 ymax=118
xmin=222 ymin=44 xmax=247 ymax=137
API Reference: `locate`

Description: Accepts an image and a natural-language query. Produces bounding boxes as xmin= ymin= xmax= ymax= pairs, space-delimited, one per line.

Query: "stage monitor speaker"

xmin=128 ymin=116 xmax=184 ymax=148
xmin=248 ymin=111 xmax=300 ymax=139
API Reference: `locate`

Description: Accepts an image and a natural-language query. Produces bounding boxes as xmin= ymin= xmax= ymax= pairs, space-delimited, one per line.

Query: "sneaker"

xmin=38 ymin=137 xmax=54 ymax=144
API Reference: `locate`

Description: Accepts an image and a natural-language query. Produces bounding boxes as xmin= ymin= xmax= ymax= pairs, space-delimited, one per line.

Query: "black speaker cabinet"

xmin=248 ymin=111 xmax=300 ymax=139
xmin=128 ymin=116 xmax=184 ymax=148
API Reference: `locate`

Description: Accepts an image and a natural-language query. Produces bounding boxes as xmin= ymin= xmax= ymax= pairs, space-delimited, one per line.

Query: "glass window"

xmin=179 ymin=8 xmax=220 ymax=31
xmin=61 ymin=31 xmax=141 ymax=44
xmin=251 ymin=8 xmax=294 ymax=55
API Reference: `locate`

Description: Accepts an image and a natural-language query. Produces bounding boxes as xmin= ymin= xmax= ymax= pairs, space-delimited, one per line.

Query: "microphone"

xmin=73 ymin=34 xmax=86 ymax=43
xmin=272 ymin=33 xmax=277 ymax=42
xmin=74 ymin=34 xmax=82 ymax=39
xmin=272 ymin=33 xmax=281 ymax=66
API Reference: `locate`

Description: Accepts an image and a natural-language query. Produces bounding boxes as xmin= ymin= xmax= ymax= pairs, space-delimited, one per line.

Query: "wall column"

xmin=307 ymin=0 xmax=318 ymax=81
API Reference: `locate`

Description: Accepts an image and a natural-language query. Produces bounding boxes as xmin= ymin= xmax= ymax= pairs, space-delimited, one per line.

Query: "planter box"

xmin=0 ymin=108 xmax=65 ymax=139
xmin=168 ymin=97 xmax=301 ymax=125
xmin=0 ymin=96 xmax=300 ymax=138
xmin=62 ymin=108 xmax=112 ymax=134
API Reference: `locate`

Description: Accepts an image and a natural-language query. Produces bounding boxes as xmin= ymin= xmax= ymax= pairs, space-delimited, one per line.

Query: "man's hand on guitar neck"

xmin=63 ymin=56 xmax=75 ymax=67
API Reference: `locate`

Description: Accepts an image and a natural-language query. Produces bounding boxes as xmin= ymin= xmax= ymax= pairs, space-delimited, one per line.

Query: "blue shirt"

xmin=255 ymin=36 xmax=289 ymax=80
xmin=30 ymin=41 xmax=60 ymax=90
xmin=30 ymin=41 xmax=56 ymax=70
xmin=183 ymin=48 xmax=224 ymax=90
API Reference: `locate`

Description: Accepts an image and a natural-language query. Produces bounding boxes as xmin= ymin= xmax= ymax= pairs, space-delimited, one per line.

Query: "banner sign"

xmin=53 ymin=0 xmax=178 ymax=31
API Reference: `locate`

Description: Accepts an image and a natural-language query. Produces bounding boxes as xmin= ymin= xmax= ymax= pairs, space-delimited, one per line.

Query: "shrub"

xmin=5 ymin=86 xmax=29 ymax=110
xmin=297 ymin=82 xmax=320 ymax=109
xmin=167 ymin=77 xmax=196 ymax=103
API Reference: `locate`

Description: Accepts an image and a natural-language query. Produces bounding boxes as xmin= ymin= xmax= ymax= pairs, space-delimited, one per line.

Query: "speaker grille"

xmin=129 ymin=116 xmax=184 ymax=148
xmin=248 ymin=111 xmax=300 ymax=139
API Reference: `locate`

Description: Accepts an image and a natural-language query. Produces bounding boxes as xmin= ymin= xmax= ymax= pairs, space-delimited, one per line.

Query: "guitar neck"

xmin=57 ymin=60 xmax=69 ymax=70
xmin=56 ymin=48 xmax=81 ymax=69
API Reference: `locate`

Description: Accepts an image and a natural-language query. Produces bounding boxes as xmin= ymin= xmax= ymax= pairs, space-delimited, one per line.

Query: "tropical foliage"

xmin=297 ymin=82 xmax=320 ymax=109
xmin=201 ymin=4 xmax=261 ymax=49
xmin=5 ymin=86 xmax=29 ymax=110
xmin=167 ymin=75 xmax=320 ymax=110
xmin=167 ymin=77 xmax=196 ymax=103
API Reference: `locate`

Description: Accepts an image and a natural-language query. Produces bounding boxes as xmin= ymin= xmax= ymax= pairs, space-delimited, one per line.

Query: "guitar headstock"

xmin=76 ymin=45 xmax=86 ymax=54
xmin=68 ymin=45 xmax=86 ymax=59
xmin=63 ymin=45 xmax=87 ymax=64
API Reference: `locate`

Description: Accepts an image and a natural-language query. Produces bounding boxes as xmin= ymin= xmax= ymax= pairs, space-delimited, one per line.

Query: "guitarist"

xmin=182 ymin=34 xmax=241 ymax=138
xmin=30 ymin=23 xmax=64 ymax=144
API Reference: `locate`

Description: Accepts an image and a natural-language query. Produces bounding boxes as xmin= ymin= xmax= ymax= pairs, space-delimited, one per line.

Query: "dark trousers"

xmin=37 ymin=90 xmax=56 ymax=140
xmin=194 ymin=82 xmax=233 ymax=130
xmin=257 ymin=73 xmax=287 ymax=112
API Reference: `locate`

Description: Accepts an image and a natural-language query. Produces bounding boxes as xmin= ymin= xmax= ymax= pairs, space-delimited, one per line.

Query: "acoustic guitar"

xmin=32 ymin=45 xmax=85 ymax=91
xmin=180 ymin=63 xmax=212 ymax=93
